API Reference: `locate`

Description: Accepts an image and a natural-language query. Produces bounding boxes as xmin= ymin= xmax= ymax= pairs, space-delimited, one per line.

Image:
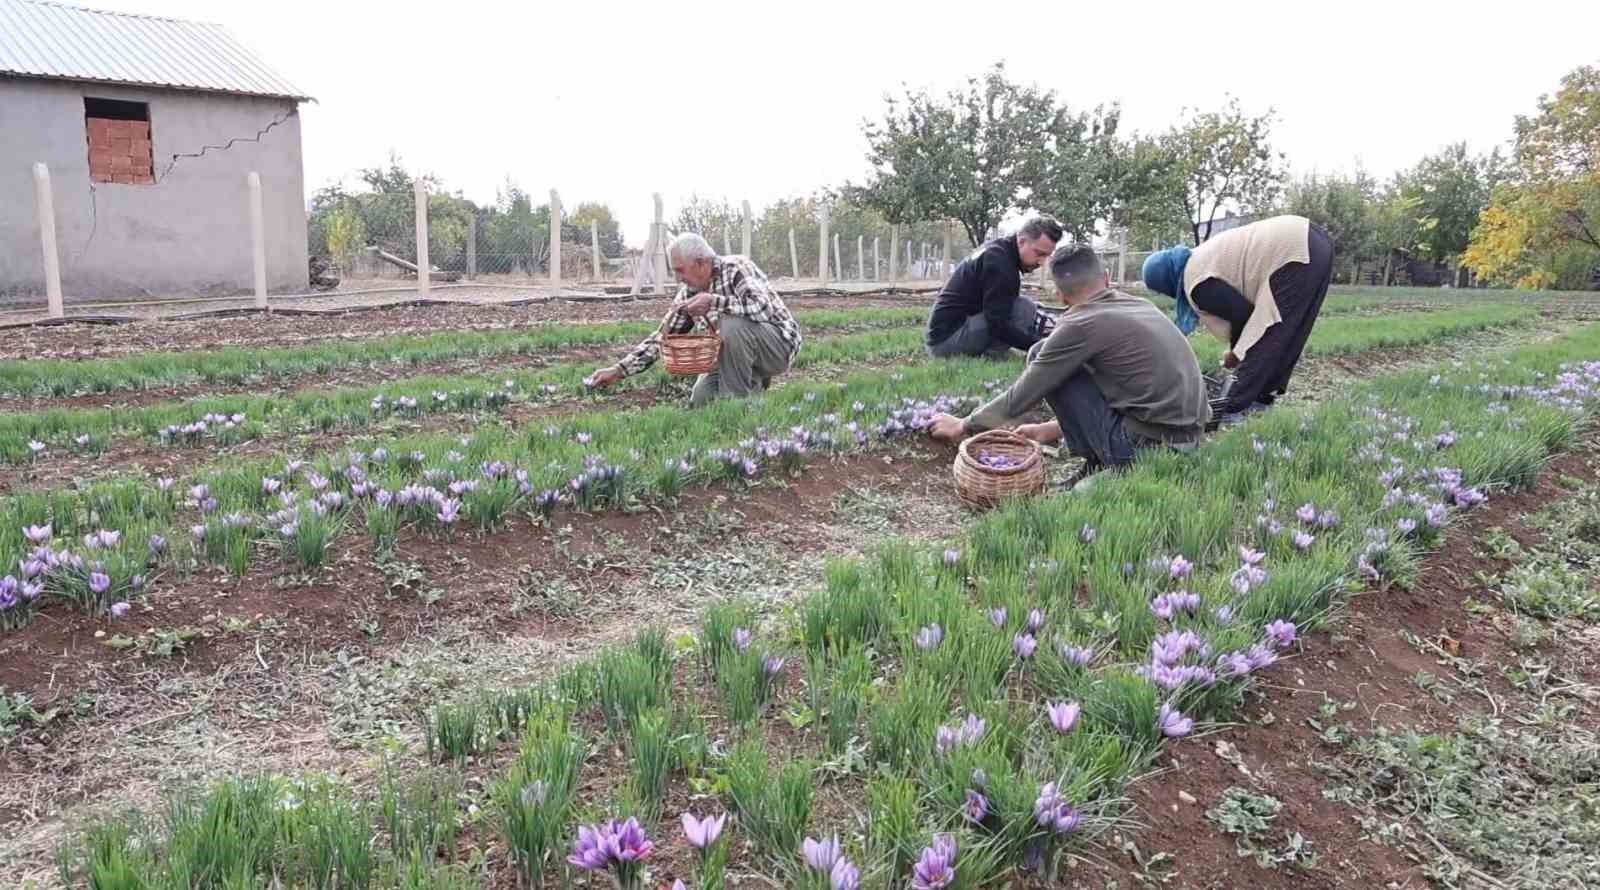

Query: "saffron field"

xmin=3 ymin=288 xmax=1599 ymax=890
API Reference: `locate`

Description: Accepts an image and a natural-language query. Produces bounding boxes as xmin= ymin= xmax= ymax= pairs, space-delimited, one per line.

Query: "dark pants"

xmin=927 ymin=296 xmax=1041 ymax=358
xmin=1036 ymin=362 xmax=1137 ymax=468
xmin=1224 ymin=225 xmax=1335 ymax=413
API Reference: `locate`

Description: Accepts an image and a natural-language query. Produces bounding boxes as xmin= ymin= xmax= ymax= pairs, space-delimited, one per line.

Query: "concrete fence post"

xmin=788 ymin=228 xmax=799 ymax=278
xmin=889 ymin=225 xmax=899 ymax=284
xmin=857 ymin=235 xmax=864 ymax=280
xmin=651 ymin=193 xmax=668 ymax=294
xmin=466 ymin=214 xmax=477 ymax=280
xmin=414 ymin=180 xmax=429 ymax=297
xmin=741 ymin=200 xmax=752 ymax=257
xmin=247 ymin=171 xmax=268 ymax=310
xmin=591 ymin=220 xmax=602 ymax=281
xmin=942 ymin=223 xmax=953 ymax=281
xmin=32 ymin=163 xmax=64 ymax=319
xmin=873 ymin=237 xmax=880 ymax=282
xmin=833 ymin=233 xmax=841 ymax=282
xmin=549 ymin=189 xmax=562 ymax=285
xmin=818 ymin=204 xmax=830 ymax=284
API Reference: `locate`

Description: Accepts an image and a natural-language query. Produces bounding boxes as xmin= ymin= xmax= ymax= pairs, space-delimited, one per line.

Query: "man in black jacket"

xmin=925 ymin=215 xmax=1063 ymax=358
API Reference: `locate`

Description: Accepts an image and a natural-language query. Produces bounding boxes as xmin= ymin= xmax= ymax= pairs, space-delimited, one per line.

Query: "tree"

xmin=1121 ymin=97 xmax=1286 ymax=246
xmin=569 ymin=202 xmax=624 ymax=257
xmin=1030 ymin=103 xmax=1124 ymax=243
xmin=1284 ymin=169 xmax=1381 ymax=281
xmin=1466 ymin=64 xmax=1600 ymax=288
xmin=1396 ymin=142 xmax=1502 ymax=267
xmin=323 ymin=205 xmax=365 ymax=274
xmin=858 ymin=63 xmax=1059 ymax=247
xmin=672 ymin=195 xmax=744 ymax=249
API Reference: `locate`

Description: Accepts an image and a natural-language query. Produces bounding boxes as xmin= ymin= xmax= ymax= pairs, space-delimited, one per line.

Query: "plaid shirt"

xmin=616 ymin=255 xmax=802 ymax=376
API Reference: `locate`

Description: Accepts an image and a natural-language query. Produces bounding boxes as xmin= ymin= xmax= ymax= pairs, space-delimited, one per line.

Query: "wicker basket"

xmin=661 ymin=315 xmax=721 ymax=376
xmin=953 ymin=429 xmax=1045 ymax=508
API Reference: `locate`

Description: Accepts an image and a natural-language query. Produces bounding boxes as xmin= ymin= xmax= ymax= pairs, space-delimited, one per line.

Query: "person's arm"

xmin=615 ymin=287 xmax=693 ymax=377
xmin=1188 ymin=278 xmax=1253 ymax=347
xmin=980 ymin=260 xmax=1035 ymax=350
xmin=962 ymin=320 xmax=1094 ymax=433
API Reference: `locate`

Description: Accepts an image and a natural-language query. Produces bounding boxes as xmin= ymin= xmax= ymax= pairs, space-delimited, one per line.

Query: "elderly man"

xmin=928 ymin=245 xmax=1209 ymax=487
xmin=588 ymin=233 xmax=801 ymax=408
xmin=925 ymin=215 xmax=1064 ymax=358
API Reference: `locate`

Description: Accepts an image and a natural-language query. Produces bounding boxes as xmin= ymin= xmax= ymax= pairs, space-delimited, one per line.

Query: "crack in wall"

xmin=156 ymin=107 xmax=297 ymax=183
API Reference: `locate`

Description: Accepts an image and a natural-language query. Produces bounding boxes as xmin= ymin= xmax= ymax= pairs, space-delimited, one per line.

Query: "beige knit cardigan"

xmin=1182 ymin=215 xmax=1311 ymax=358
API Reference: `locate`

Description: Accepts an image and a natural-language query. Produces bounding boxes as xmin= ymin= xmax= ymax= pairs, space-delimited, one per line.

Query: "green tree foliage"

xmin=1284 ymin=169 xmax=1381 ymax=279
xmin=1121 ymin=97 xmax=1286 ymax=246
xmin=1394 ymin=142 xmax=1503 ymax=266
xmin=857 ymin=63 xmax=1061 ymax=247
xmin=1467 ymin=64 xmax=1600 ymax=288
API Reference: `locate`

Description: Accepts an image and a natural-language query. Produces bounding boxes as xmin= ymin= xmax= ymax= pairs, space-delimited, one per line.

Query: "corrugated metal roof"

xmin=0 ymin=0 xmax=311 ymax=101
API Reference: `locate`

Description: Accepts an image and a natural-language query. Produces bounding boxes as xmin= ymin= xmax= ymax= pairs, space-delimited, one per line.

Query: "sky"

xmin=76 ymin=0 xmax=1600 ymax=245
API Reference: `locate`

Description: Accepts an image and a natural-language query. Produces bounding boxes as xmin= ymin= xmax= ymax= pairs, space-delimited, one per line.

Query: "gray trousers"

xmin=927 ymin=296 xmax=1041 ymax=358
xmin=690 ymin=315 xmax=793 ymax=408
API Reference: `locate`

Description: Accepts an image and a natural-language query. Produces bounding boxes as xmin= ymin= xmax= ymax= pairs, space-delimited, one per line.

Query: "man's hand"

xmin=1014 ymin=421 xmax=1062 ymax=444
xmin=585 ymin=365 xmax=624 ymax=389
xmin=1222 ymin=351 xmax=1241 ymax=369
xmin=680 ymin=293 xmax=715 ymax=317
xmin=927 ymin=413 xmax=967 ymax=444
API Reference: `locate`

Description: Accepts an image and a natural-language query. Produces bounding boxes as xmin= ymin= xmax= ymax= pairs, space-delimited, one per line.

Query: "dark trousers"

xmin=1040 ymin=368 xmax=1137 ymax=468
xmin=1225 ymin=225 xmax=1335 ymax=412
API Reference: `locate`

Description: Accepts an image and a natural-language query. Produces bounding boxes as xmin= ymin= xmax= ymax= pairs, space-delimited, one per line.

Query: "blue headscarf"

xmin=1141 ymin=246 xmax=1197 ymax=334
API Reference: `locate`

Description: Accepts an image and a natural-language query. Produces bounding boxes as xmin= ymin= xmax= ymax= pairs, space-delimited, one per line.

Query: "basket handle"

xmin=659 ymin=300 xmax=720 ymax=337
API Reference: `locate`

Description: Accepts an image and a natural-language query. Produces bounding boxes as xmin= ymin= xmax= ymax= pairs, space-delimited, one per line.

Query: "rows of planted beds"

xmin=0 ymin=304 xmax=1549 ymax=629
xmin=0 ymin=306 xmax=933 ymax=398
xmin=0 ymin=304 xmax=1538 ymax=467
xmin=51 ymin=326 xmax=1600 ymax=889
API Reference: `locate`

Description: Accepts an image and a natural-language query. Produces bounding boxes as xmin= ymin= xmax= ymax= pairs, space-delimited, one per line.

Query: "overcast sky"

xmin=83 ymin=0 xmax=1600 ymax=244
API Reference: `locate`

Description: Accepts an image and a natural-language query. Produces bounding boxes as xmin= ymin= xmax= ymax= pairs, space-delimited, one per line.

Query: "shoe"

xmin=1063 ymin=458 xmax=1104 ymax=489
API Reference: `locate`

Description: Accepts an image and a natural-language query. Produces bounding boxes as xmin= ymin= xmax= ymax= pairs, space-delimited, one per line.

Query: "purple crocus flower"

xmin=1079 ymin=524 xmax=1096 ymax=544
xmin=1168 ymin=555 xmax=1193 ymax=579
xmin=962 ymin=789 xmax=989 ymax=824
xmin=1157 ymin=702 xmax=1194 ymax=737
xmin=89 ymin=572 xmax=111 ymax=595
xmin=1059 ymin=643 xmax=1094 ymax=667
xmin=23 ymin=524 xmax=51 ymax=545
xmin=681 ymin=811 xmax=726 ymax=849
xmin=567 ymin=825 xmax=610 ymax=871
xmin=1246 ymin=643 xmax=1279 ymax=671
xmin=831 ymin=857 xmax=861 ymax=890
xmin=1046 ymin=701 xmax=1081 ymax=733
xmin=942 ymin=548 xmax=961 ymax=565
xmin=733 ymin=627 xmax=753 ymax=652
xmin=109 ymin=600 xmax=130 ymax=618
xmin=1264 ymin=619 xmax=1298 ymax=649
xmin=1238 ymin=546 xmax=1265 ymax=566
xmin=1292 ymin=531 xmax=1315 ymax=551
xmin=1425 ymin=503 xmax=1450 ymax=528
xmin=1397 ymin=517 xmax=1417 ymax=534
xmin=988 ymin=607 xmax=1008 ymax=627
xmin=1033 ymin=782 xmax=1082 ymax=833
xmin=910 ymin=836 xmax=956 ymax=890
xmin=435 ymin=498 xmax=461 ymax=524
xmin=915 ymin=624 xmax=944 ymax=650
xmin=802 ymin=836 xmax=842 ymax=872
xmin=1013 ymin=632 xmax=1037 ymax=660
xmin=1026 ymin=608 xmax=1046 ymax=631
xmin=1296 ymin=503 xmax=1317 ymax=524
xmin=762 ymin=655 xmax=786 ymax=679
xmin=262 ymin=478 xmax=282 ymax=495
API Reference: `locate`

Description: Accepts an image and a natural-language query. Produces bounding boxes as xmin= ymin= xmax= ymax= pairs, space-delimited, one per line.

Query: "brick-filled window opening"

xmin=85 ymin=97 xmax=153 ymax=185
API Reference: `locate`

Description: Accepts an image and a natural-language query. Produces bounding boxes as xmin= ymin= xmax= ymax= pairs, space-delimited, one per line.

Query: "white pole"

xmin=833 ymin=233 xmax=841 ymax=282
xmin=722 ymin=225 xmax=732 ymax=256
xmin=873 ymin=237 xmax=880 ymax=282
xmin=247 ymin=171 xmax=267 ymax=310
xmin=629 ymin=222 xmax=655 ymax=296
xmin=32 ymin=163 xmax=64 ymax=318
xmin=942 ymin=223 xmax=953 ymax=281
xmin=857 ymin=235 xmax=864 ymax=281
xmin=788 ymin=229 xmax=799 ymax=278
xmin=889 ymin=225 xmax=899 ymax=284
xmin=591 ymin=220 xmax=602 ymax=281
xmin=651 ymin=193 xmax=668 ymax=294
xmin=414 ymin=180 xmax=429 ymax=297
xmin=818 ymin=205 xmax=830 ymax=284
xmin=549 ymin=189 xmax=562 ymax=285
xmin=741 ymin=200 xmax=752 ymax=257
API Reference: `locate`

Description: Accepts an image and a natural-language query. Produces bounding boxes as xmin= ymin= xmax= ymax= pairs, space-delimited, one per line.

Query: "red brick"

xmin=131 ymin=172 xmax=154 ymax=185
xmin=88 ymin=147 xmax=115 ymax=166
xmin=126 ymin=120 xmax=149 ymax=139
xmin=90 ymin=171 xmax=114 ymax=184
xmin=108 ymin=136 xmax=132 ymax=154
xmin=130 ymin=138 xmax=151 ymax=157
xmin=110 ymin=155 xmax=132 ymax=172
xmin=87 ymin=117 xmax=113 ymax=138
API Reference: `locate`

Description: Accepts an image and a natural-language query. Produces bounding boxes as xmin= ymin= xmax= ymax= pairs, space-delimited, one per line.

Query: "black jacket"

xmin=925 ymin=237 xmax=1036 ymax=350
